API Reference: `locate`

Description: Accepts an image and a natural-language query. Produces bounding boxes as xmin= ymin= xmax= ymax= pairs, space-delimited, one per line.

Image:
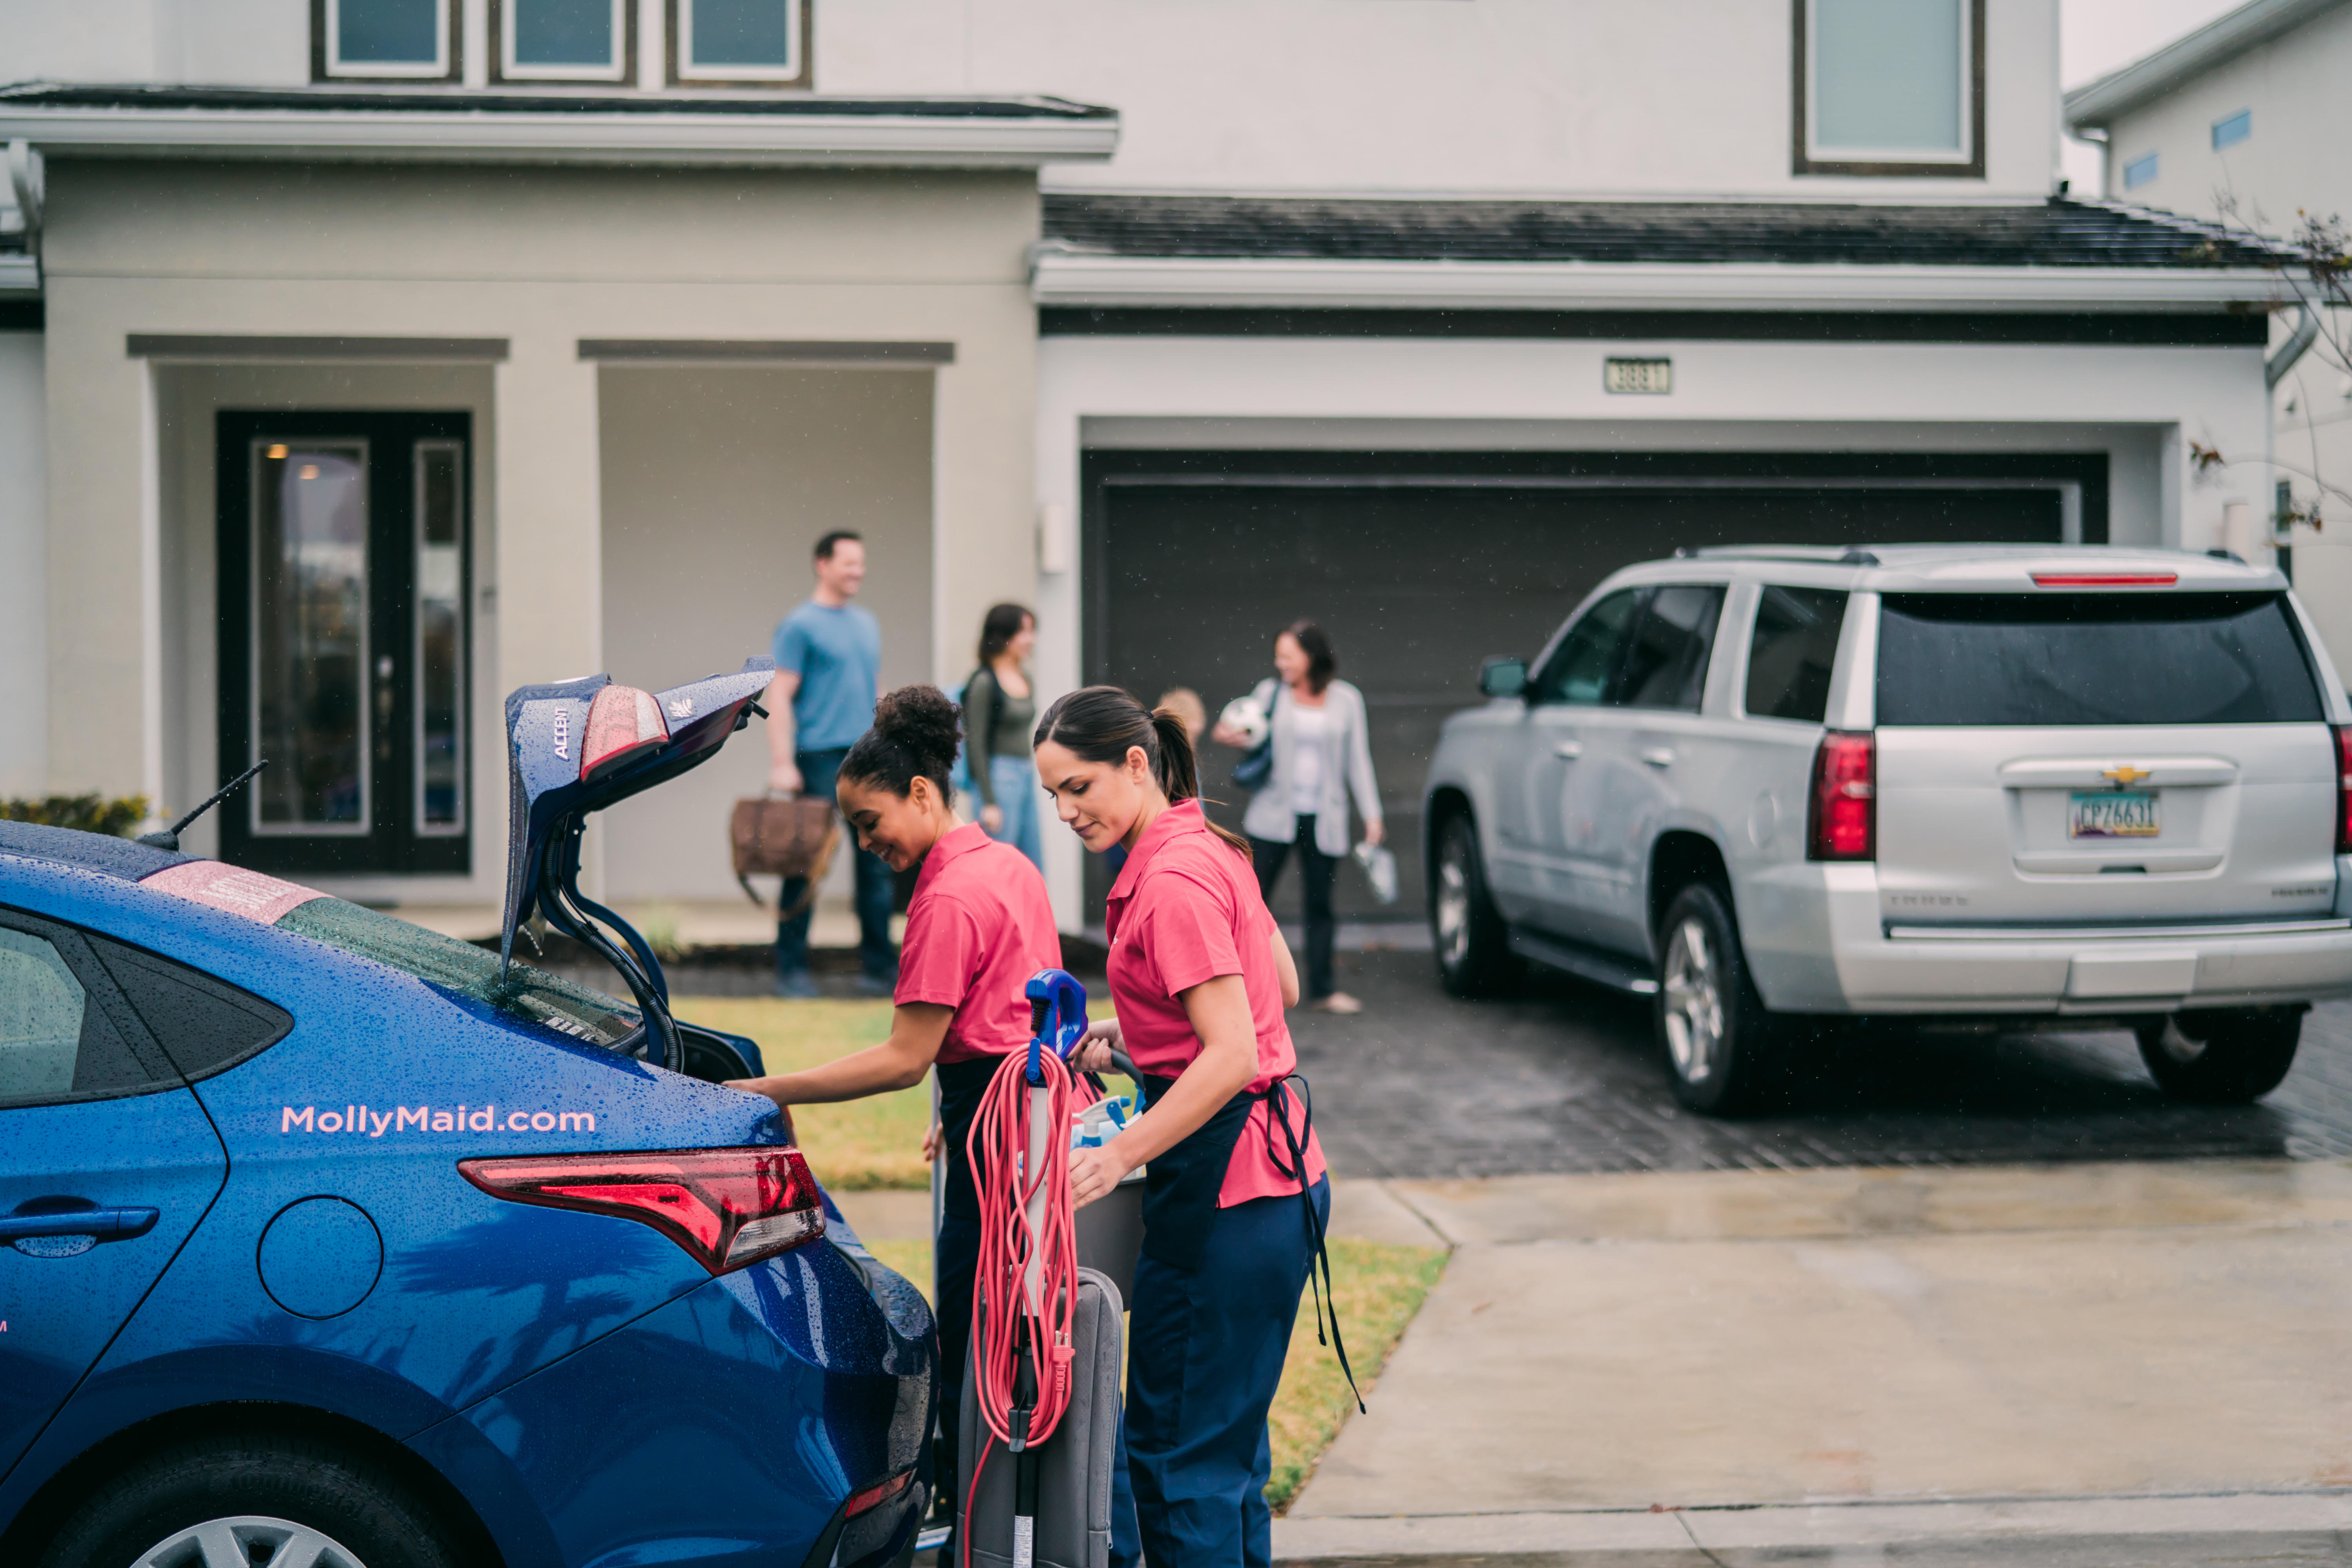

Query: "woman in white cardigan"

xmin=1216 ymin=621 xmax=1384 ymax=1014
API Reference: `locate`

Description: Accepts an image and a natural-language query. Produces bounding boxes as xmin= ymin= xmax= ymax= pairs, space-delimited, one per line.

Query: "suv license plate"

xmin=2070 ymin=790 xmax=2160 ymax=839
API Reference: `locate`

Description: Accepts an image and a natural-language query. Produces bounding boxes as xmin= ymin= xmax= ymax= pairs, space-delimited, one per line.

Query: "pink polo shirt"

xmin=1104 ymin=799 xmax=1326 ymax=1207
xmin=897 ymin=823 xmax=1063 ymax=1065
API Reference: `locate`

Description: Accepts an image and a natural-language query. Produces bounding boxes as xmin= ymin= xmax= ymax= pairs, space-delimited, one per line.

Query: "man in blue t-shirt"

xmin=766 ymin=531 xmax=893 ymax=996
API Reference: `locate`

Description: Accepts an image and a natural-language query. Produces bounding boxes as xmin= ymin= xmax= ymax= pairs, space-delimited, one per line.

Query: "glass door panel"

xmin=217 ymin=411 xmax=472 ymax=877
xmin=416 ymin=442 xmax=467 ymax=835
xmin=252 ymin=442 xmax=371 ymax=836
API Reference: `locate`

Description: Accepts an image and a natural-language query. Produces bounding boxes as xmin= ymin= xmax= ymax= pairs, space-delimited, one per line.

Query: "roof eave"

xmin=0 ymin=103 xmax=1119 ymax=169
xmin=2064 ymin=0 xmax=2346 ymax=129
xmin=1029 ymin=251 xmax=2284 ymax=314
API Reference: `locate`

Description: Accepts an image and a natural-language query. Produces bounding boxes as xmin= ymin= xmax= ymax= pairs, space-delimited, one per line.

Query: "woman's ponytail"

xmin=1033 ymin=685 xmax=1251 ymax=860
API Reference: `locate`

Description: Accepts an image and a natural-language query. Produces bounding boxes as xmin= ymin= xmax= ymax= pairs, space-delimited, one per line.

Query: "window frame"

xmin=667 ymin=0 xmax=811 ymax=89
xmin=313 ymin=0 xmax=462 ymax=82
xmin=491 ymin=0 xmax=637 ymax=85
xmin=1791 ymin=0 xmax=1986 ymax=179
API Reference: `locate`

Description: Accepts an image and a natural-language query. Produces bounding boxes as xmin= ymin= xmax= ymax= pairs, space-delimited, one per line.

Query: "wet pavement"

xmin=1287 ymin=949 xmax=2352 ymax=1178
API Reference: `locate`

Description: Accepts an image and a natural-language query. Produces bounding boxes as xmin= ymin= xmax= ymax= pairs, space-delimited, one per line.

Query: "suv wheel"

xmin=40 ymin=1431 xmax=464 ymax=1568
xmin=1655 ymin=883 xmax=1781 ymax=1115
xmin=2135 ymin=1008 xmax=2301 ymax=1103
xmin=1431 ymin=814 xmax=1519 ymax=997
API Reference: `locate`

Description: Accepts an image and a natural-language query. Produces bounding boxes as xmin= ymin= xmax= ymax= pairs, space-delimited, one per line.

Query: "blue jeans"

xmin=981 ymin=754 xmax=1044 ymax=870
xmin=775 ymin=747 xmax=897 ymax=980
xmin=1127 ymin=1178 xmax=1328 ymax=1568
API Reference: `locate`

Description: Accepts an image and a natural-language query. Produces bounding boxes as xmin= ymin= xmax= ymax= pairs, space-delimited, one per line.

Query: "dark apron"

xmin=1135 ymin=1069 xmax=1361 ymax=1409
xmin=935 ymin=1055 xmax=1004 ymax=1223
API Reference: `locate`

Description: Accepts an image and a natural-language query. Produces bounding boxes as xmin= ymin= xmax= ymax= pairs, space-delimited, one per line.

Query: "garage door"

xmin=1089 ymin=456 xmax=2082 ymax=921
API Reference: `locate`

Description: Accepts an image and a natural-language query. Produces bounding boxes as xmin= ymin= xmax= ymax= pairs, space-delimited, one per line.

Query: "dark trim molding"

xmin=664 ymin=0 xmax=814 ymax=90
xmin=127 ymin=334 xmax=510 ymax=361
xmin=577 ymin=338 xmax=953 ymax=363
xmin=488 ymin=0 xmax=638 ymax=87
xmin=1793 ymin=0 xmax=1987 ymax=179
xmin=312 ymin=0 xmax=464 ymax=84
xmin=1039 ymin=307 xmax=2267 ymax=347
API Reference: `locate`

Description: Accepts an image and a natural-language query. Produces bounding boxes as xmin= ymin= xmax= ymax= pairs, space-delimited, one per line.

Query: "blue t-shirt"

xmin=773 ymin=601 xmax=882 ymax=752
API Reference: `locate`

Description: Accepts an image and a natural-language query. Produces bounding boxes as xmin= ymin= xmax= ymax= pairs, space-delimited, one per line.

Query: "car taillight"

xmin=1808 ymin=731 xmax=1875 ymax=861
xmin=579 ymin=684 xmax=669 ymax=782
xmin=459 ymin=1147 xmax=824 ymax=1275
xmin=2335 ymin=727 xmax=2352 ymax=855
xmin=2030 ymin=572 xmax=2178 ymax=587
xmin=845 ymin=1470 xmax=913 ymax=1518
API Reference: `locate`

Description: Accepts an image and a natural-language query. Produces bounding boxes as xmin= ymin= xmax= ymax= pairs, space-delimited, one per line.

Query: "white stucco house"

xmin=2066 ymin=0 xmax=2352 ymax=688
xmin=0 ymin=0 xmax=2303 ymax=933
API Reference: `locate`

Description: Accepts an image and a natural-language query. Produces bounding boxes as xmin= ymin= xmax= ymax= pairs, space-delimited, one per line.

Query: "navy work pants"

xmin=1127 ymin=1177 xmax=1329 ymax=1568
xmin=775 ymin=746 xmax=897 ymax=981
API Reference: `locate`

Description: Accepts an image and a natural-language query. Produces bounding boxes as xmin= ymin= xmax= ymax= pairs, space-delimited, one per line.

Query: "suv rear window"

xmin=275 ymin=898 xmax=640 ymax=1048
xmin=1877 ymin=592 xmax=2324 ymax=727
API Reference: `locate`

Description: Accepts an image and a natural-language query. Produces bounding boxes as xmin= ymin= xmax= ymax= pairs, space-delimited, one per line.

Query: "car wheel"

xmin=1655 ymin=883 xmax=1782 ymax=1116
xmin=2135 ymin=1007 xmax=2301 ymax=1103
xmin=1431 ymin=813 xmax=1519 ymax=997
xmin=39 ymin=1431 xmax=465 ymax=1568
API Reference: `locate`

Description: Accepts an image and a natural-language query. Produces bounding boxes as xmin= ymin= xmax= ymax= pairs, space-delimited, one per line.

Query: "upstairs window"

xmin=1794 ymin=0 xmax=1984 ymax=178
xmin=670 ymin=0 xmax=808 ymax=87
xmin=2212 ymin=109 xmax=2251 ymax=151
xmin=2123 ymin=152 xmax=2160 ymax=191
xmin=317 ymin=0 xmax=459 ymax=80
xmin=494 ymin=0 xmax=635 ymax=83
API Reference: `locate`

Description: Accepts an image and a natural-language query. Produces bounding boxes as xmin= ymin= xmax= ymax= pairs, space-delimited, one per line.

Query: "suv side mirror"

xmin=1479 ymin=657 xmax=1528 ymax=699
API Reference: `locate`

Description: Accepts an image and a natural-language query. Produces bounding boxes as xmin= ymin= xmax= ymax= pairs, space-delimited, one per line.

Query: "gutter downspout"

xmin=2267 ymin=304 xmax=2321 ymax=568
xmin=2269 ymin=303 xmax=2320 ymax=389
xmin=5 ymin=140 xmax=40 ymax=278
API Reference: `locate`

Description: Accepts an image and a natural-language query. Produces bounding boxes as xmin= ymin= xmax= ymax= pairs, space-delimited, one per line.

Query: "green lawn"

xmin=678 ymin=996 xmax=932 ymax=1190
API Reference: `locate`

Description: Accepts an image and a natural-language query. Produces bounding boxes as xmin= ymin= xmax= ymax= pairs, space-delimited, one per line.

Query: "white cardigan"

xmin=1240 ymin=677 xmax=1381 ymax=857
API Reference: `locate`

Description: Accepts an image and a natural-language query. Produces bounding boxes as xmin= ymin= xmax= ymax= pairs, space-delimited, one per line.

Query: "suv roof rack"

xmin=1688 ymin=545 xmax=1869 ymax=564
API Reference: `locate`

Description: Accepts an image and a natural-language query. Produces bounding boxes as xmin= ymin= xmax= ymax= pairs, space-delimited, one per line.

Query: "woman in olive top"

xmin=962 ymin=603 xmax=1042 ymax=869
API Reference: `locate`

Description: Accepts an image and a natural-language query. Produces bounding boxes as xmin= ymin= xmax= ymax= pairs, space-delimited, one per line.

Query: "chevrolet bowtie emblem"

xmin=2103 ymin=765 xmax=2152 ymax=787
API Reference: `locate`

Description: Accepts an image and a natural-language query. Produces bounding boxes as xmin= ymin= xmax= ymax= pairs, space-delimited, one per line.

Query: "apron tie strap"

xmin=1261 ymin=1073 xmax=1362 ymax=1414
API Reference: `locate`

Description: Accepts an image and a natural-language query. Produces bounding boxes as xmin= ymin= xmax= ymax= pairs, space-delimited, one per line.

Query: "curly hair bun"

xmin=872 ymin=684 xmax=964 ymax=781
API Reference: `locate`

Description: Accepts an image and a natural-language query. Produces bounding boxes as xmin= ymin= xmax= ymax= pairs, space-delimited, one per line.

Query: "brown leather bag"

xmin=730 ymin=794 xmax=840 ymax=916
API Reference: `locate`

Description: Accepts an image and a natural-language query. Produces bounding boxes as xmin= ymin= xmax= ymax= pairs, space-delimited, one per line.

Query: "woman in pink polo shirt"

xmin=726 ymin=686 xmax=1138 ymax=1566
xmin=1034 ymin=685 xmax=1348 ymax=1568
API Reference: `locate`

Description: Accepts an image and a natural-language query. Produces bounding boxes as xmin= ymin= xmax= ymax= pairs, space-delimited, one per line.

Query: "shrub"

xmin=0 ymin=794 xmax=152 ymax=838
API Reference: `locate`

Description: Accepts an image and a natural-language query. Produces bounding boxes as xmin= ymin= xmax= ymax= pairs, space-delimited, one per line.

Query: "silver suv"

xmin=1422 ymin=545 xmax=2352 ymax=1114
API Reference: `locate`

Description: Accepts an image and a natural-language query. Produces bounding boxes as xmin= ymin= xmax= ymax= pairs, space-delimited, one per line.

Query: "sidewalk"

xmin=1278 ymin=1160 xmax=2352 ymax=1564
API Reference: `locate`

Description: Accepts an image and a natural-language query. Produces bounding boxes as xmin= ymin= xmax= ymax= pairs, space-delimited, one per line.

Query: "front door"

xmin=217 ymin=412 xmax=472 ymax=876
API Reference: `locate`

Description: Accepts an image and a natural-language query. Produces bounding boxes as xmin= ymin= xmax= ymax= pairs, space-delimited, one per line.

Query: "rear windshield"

xmin=275 ymin=898 xmax=640 ymax=1048
xmin=1877 ymin=592 xmax=2325 ymax=728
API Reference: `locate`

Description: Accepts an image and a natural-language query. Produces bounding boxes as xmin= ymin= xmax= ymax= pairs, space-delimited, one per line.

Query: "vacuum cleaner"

xmin=953 ymin=969 xmax=1133 ymax=1568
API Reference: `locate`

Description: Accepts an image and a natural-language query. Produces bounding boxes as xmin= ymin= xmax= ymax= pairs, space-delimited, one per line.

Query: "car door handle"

xmin=1552 ymin=740 xmax=1583 ymax=759
xmin=1639 ymin=747 xmax=1675 ymax=768
xmin=0 ymin=1207 xmax=160 ymax=1241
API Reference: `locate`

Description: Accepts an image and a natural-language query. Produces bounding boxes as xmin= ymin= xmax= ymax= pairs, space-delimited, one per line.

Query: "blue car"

xmin=0 ymin=662 xmax=935 ymax=1568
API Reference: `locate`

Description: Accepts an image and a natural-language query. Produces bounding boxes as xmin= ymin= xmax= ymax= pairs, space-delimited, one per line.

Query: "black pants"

xmin=1251 ymin=815 xmax=1335 ymax=1000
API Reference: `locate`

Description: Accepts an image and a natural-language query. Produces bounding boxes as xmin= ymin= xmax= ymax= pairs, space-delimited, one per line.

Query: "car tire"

xmin=39 ymin=1430 xmax=466 ymax=1568
xmin=2135 ymin=1007 xmax=2301 ymax=1103
xmin=1431 ymin=813 xmax=1519 ymax=997
xmin=1654 ymin=882 xmax=1782 ymax=1116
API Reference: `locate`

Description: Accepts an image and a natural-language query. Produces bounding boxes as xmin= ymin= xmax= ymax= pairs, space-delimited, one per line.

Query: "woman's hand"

xmin=1363 ymin=817 xmax=1386 ymax=847
xmin=1069 ymin=1140 xmax=1133 ymax=1209
xmin=922 ymin=1120 xmax=941 ymax=1162
xmin=1070 ymin=1015 xmax=1123 ymax=1075
xmin=1211 ymin=720 xmax=1251 ymax=750
xmin=981 ymin=803 xmax=1004 ymax=834
xmin=725 ymin=1076 xmax=782 ymax=1105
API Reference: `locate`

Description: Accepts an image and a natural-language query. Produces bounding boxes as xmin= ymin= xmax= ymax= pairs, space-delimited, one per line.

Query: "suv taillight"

xmin=459 ymin=1147 xmax=824 ymax=1275
xmin=2335 ymin=728 xmax=2352 ymax=855
xmin=1808 ymin=731 xmax=1876 ymax=861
